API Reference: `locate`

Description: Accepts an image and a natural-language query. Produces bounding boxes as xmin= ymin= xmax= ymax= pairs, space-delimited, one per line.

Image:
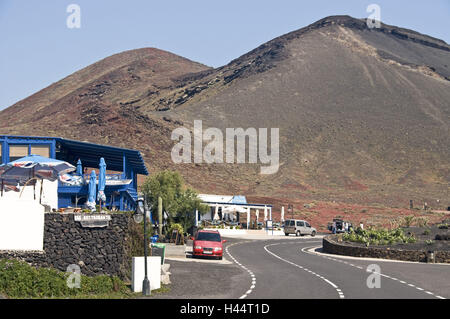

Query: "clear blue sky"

xmin=0 ymin=0 xmax=449 ymax=110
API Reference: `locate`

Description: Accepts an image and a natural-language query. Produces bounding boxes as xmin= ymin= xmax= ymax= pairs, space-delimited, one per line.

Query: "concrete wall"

xmin=0 ymin=213 xmax=132 ymax=277
xmin=0 ymin=199 xmax=45 ymax=250
xmin=209 ymin=228 xmax=247 ymax=236
xmin=131 ymin=256 xmax=161 ymax=292
xmin=1 ymin=179 xmax=58 ymax=210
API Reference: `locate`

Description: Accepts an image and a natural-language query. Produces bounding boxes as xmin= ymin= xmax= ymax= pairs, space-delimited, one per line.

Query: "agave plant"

xmin=403 ymin=216 xmax=415 ymax=227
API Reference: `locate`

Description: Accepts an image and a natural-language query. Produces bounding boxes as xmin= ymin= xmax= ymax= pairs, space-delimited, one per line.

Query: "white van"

xmin=284 ymin=219 xmax=316 ymax=237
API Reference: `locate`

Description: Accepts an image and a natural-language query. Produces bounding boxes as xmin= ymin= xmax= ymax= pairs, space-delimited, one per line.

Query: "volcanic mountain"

xmin=1 ymin=15 xmax=449 ymax=207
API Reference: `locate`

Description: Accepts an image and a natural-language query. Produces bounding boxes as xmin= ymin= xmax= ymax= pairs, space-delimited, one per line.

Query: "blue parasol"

xmin=76 ymin=159 xmax=83 ymax=176
xmin=0 ymin=154 xmax=75 ymax=201
xmin=0 ymin=154 xmax=75 ymax=182
xmin=86 ymin=170 xmax=97 ymax=211
xmin=97 ymin=158 xmax=106 ymax=209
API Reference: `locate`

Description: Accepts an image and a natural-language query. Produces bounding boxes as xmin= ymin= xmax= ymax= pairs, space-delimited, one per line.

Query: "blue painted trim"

xmin=203 ymin=201 xmax=273 ymax=207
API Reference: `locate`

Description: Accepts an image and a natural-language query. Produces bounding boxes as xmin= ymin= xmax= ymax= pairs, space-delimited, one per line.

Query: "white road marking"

xmin=264 ymin=243 xmax=344 ymax=299
xmin=225 ymin=241 xmax=256 ymax=299
xmin=303 ymin=245 xmax=445 ymax=300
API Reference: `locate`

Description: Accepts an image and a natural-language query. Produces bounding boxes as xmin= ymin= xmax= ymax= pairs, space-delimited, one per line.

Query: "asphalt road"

xmin=156 ymin=237 xmax=449 ymax=299
xmin=225 ymin=237 xmax=449 ymax=299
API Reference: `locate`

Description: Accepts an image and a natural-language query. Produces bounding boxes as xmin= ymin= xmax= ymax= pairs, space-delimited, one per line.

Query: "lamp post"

xmin=134 ymin=195 xmax=151 ymax=296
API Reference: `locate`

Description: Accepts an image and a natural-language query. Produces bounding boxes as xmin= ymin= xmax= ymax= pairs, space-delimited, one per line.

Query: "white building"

xmin=197 ymin=194 xmax=273 ymax=229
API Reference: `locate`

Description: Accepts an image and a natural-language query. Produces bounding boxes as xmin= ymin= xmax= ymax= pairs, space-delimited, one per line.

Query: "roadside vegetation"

xmin=0 ymin=258 xmax=168 ymax=299
xmin=0 ymin=258 xmax=128 ymax=298
xmin=342 ymin=227 xmax=416 ymax=247
xmin=141 ymin=170 xmax=208 ymax=236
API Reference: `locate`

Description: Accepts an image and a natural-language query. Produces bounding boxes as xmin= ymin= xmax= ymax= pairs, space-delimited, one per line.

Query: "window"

xmin=30 ymin=145 xmax=50 ymax=157
xmin=8 ymin=144 xmax=51 ymax=162
xmin=196 ymin=232 xmax=221 ymax=242
xmin=305 ymin=222 xmax=310 ymax=228
xmin=9 ymin=145 xmax=28 ymax=162
xmin=297 ymin=221 xmax=305 ymax=227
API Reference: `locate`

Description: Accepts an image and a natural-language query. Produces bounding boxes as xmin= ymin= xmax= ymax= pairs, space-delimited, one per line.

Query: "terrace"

xmin=0 ymin=135 xmax=148 ymax=211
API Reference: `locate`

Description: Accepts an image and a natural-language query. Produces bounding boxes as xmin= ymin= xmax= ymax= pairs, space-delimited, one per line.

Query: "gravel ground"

xmin=152 ymin=239 xmax=248 ymax=299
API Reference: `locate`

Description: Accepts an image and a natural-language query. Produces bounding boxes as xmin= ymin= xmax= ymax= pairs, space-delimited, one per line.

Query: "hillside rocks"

xmin=1 ymin=16 xmax=449 ymax=206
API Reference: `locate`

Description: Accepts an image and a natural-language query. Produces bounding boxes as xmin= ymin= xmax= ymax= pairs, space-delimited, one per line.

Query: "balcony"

xmin=58 ymin=173 xmax=131 ymax=187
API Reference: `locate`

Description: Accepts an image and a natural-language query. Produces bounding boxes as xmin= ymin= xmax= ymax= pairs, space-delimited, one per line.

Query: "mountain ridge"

xmin=1 ymin=15 xmax=449 ymax=207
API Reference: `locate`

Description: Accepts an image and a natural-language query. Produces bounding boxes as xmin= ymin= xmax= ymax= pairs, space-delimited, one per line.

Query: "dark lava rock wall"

xmin=0 ymin=213 xmax=131 ymax=277
xmin=323 ymin=235 xmax=450 ymax=263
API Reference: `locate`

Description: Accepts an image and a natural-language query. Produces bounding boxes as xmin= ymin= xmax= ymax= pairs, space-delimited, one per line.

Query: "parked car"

xmin=327 ymin=218 xmax=353 ymax=233
xmin=191 ymin=230 xmax=227 ymax=260
xmin=284 ymin=219 xmax=316 ymax=237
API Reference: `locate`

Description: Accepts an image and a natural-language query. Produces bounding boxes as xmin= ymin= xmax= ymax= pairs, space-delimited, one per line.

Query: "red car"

xmin=191 ymin=230 xmax=227 ymax=260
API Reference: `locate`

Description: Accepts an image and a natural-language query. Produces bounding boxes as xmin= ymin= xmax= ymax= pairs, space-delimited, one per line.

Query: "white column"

xmin=281 ymin=206 xmax=285 ymax=222
xmin=246 ymin=207 xmax=250 ymax=230
xmin=214 ymin=205 xmax=219 ymax=220
xmin=195 ymin=209 xmax=198 ymax=227
xmin=270 ymin=207 xmax=272 ymax=221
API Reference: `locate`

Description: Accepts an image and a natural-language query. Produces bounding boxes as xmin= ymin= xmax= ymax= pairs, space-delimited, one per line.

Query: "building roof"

xmin=198 ymin=193 xmax=272 ymax=207
xmin=198 ymin=194 xmax=234 ymax=203
xmin=0 ymin=135 xmax=149 ymax=175
xmin=56 ymin=138 xmax=148 ymax=175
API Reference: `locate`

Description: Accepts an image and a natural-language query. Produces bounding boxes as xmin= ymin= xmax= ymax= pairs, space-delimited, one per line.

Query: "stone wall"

xmin=323 ymin=235 xmax=450 ymax=263
xmin=0 ymin=213 xmax=132 ymax=278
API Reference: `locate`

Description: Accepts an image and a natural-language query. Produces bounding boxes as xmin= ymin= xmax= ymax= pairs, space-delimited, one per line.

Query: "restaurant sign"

xmin=74 ymin=214 xmax=111 ymax=228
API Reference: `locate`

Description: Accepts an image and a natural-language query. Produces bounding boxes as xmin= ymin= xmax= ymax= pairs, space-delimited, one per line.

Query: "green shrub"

xmin=415 ymin=217 xmax=429 ymax=227
xmin=342 ymin=227 xmax=416 ymax=246
xmin=402 ymin=216 xmax=415 ymax=227
xmin=0 ymin=259 xmax=128 ymax=298
xmin=168 ymin=223 xmax=184 ymax=234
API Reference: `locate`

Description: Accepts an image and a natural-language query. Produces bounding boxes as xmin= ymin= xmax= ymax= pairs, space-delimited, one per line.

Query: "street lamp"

xmin=134 ymin=195 xmax=151 ymax=296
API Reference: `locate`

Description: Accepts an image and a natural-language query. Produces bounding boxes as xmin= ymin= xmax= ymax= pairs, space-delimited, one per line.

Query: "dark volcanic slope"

xmin=0 ymin=48 xmax=211 ymax=170
xmin=150 ymin=16 xmax=450 ymax=204
xmin=1 ymin=16 xmax=449 ymax=206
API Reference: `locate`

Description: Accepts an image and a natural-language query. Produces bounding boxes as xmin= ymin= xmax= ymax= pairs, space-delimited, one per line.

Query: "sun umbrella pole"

xmin=39 ymin=178 xmax=43 ymax=204
xmin=33 ymin=167 xmax=36 ymax=200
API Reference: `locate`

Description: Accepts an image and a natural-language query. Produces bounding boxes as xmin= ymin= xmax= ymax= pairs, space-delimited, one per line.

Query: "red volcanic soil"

xmin=1 ymin=16 xmax=449 ymax=221
xmin=247 ymin=195 xmax=448 ymax=232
